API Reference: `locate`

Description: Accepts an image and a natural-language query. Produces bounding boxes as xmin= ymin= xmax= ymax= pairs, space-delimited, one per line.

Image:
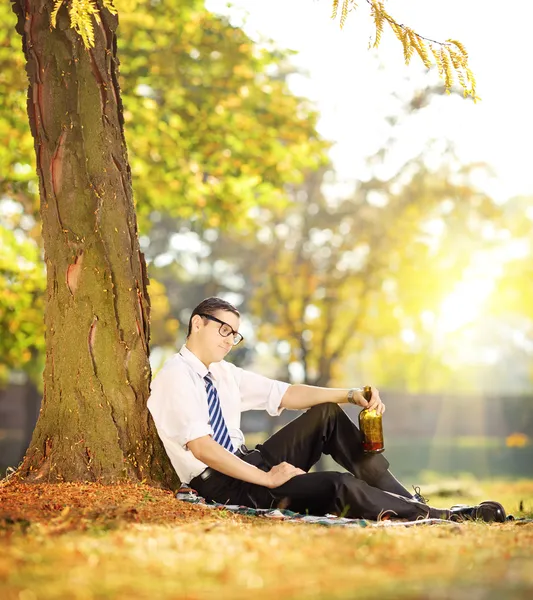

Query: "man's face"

xmin=195 ymin=309 xmax=241 ymax=363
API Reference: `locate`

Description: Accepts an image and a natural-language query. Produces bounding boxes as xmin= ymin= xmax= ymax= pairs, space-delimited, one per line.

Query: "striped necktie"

xmin=204 ymin=374 xmax=234 ymax=453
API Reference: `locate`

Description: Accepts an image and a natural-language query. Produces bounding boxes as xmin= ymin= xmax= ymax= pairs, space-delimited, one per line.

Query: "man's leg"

xmin=257 ymin=403 xmax=412 ymax=496
xmin=268 ymin=471 xmax=449 ymax=521
xmin=373 ymin=471 xmax=415 ymax=499
xmin=191 ymin=453 xmax=444 ymax=520
xmin=190 ymin=447 xmax=503 ymax=523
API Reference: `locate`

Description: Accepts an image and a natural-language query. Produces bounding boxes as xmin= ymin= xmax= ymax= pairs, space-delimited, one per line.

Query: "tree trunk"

xmin=11 ymin=0 xmax=178 ymax=488
xmin=21 ymin=377 xmax=41 ymax=463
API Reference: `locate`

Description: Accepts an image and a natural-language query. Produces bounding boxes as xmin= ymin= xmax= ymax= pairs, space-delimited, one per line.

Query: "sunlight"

xmin=437 ymin=276 xmax=495 ymax=334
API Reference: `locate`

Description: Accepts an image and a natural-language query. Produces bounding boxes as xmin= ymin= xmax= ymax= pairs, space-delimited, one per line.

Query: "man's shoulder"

xmin=148 ymin=353 xmax=199 ymax=409
xmin=152 ymin=353 xmax=193 ymax=383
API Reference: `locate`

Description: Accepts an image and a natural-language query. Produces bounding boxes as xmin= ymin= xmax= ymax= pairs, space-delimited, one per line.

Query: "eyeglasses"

xmin=199 ymin=313 xmax=244 ymax=346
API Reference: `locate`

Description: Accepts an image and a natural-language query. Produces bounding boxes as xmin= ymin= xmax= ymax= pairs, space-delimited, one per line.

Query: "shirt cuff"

xmin=267 ymin=381 xmax=290 ymax=416
xmin=182 ymin=424 xmax=212 ymax=450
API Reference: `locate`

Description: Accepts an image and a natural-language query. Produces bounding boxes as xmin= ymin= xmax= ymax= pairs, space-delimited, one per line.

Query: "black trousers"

xmin=190 ymin=403 xmax=448 ymax=521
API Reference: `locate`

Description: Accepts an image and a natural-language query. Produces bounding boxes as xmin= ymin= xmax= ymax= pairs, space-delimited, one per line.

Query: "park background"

xmin=1 ymin=0 xmax=532 ymax=483
xmin=1 ymin=2 xmax=533 ymax=599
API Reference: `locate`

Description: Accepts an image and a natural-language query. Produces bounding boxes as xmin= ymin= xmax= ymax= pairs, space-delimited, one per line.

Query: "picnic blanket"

xmin=176 ymin=484 xmax=459 ymax=528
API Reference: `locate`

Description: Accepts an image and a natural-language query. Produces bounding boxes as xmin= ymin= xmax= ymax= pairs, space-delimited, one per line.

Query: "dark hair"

xmin=187 ymin=297 xmax=240 ymax=337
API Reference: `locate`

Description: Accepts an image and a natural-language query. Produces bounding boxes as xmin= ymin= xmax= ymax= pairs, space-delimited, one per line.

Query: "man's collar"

xmin=178 ymin=344 xmax=217 ymax=380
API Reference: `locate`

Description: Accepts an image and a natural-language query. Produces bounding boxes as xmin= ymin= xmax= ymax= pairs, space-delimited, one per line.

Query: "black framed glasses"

xmin=199 ymin=313 xmax=244 ymax=346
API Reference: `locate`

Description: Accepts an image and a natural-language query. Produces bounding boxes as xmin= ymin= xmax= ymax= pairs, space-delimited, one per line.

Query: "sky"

xmin=206 ymin=0 xmax=533 ymax=202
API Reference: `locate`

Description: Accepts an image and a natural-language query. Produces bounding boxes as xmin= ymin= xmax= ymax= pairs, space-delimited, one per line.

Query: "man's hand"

xmin=265 ymin=462 xmax=306 ymax=488
xmin=353 ymin=386 xmax=386 ymax=415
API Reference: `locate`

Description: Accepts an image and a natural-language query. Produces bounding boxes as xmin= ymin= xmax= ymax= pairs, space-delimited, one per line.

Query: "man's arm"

xmin=280 ymin=384 xmax=385 ymax=413
xmin=187 ymin=435 xmax=305 ymax=488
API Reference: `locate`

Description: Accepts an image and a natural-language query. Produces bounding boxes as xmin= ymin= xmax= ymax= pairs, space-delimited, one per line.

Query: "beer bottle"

xmin=358 ymin=385 xmax=385 ymax=454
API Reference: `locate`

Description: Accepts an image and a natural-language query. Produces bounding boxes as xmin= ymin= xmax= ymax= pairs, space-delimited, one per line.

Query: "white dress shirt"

xmin=147 ymin=344 xmax=290 ymax=483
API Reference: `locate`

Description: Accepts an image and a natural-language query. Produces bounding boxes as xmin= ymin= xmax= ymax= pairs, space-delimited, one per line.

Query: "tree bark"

xmin=11 ymin=0 xmax=178 ymax=487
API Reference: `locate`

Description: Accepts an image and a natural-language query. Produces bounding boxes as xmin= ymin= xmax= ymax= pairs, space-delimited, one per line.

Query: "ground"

xmin=1 ymin=479 xmax=532 ymax=599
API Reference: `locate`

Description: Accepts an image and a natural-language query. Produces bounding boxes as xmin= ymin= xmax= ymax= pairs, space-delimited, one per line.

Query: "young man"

xmin=148 ymin=297 xmax=506 ymax=522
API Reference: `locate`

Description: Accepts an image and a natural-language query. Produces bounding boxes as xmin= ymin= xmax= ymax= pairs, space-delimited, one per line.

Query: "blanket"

xmin=176 ymin=484 xmax=461 ymax=528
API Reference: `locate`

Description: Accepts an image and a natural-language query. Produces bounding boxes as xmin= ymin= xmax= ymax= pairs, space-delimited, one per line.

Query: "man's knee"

xmin=325 ymin=472 xmax=369 ymax=516
xmin=336 ymin=471 xmax=365 ymax=490
xmin=313 ymin=471 xmax=351 ymax=496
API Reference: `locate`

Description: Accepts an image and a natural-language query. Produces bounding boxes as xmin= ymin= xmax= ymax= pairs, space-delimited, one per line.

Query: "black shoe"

xmin=449 ymin=501 xmax=506 ymax=523
xmin=412 ymin=485 xmax=428 ymax=504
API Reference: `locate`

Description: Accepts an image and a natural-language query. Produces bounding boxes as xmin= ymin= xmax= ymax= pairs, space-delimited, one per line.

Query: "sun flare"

xmin=437 ymin=276 xmax=495 ymax=334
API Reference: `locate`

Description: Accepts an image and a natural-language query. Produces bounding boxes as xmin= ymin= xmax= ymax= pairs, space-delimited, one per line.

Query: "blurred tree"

xmin=139 ymin=84 xmax=505 ymax=391
xmin=144 ymin=152 xmax=501 ymax=390
xmin=0 ymin=11 xmax=37 ymax=220
xmin=244 ymin=157 xmax=499 ymax=387
xmin=0 ymin=224 xmax=45 ymax=385
xmin=481 ymin=195 xmax=533 ymax=389
xmin=116 ymin=0 xmax=325 ymax=230
xmin=486 ymin=196 xmax=533 ymax=321
xmin=148 ymin=278 xmax=180 ymax=349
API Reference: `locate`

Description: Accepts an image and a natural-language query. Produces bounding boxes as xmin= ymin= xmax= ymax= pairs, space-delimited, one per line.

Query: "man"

xmin=148 ymin=297 xmax=506 ymax=522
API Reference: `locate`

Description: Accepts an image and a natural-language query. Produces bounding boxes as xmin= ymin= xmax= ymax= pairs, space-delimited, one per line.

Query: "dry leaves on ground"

xmin=0 ymin=481 xmax=245 ymax=535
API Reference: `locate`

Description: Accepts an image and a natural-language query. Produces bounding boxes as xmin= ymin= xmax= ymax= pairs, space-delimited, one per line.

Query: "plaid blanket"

xmin=176 ymin=484 xmax=459 ymax=528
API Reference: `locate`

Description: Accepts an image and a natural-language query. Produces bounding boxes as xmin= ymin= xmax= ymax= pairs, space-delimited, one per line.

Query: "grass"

xmin=0 ymin=479 xmax=532 ymax=600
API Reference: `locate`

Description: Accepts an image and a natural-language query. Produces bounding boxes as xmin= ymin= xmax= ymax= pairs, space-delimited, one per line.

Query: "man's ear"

xmin=191 ymin=314 xmax=203 ymax=333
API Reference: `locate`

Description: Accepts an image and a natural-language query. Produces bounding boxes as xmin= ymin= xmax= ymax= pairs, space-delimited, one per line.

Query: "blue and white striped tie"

xmin=204 ymin=374 xmax=234 ymax=453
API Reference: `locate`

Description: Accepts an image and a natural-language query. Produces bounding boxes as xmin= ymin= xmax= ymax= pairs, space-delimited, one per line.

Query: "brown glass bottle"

xmin=358 ymin=385 xmax=385 ymax=454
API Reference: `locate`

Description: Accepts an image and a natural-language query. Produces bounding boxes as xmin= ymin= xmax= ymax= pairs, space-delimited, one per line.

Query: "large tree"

xmin=9 ymin=0 xmax=177 ymax=485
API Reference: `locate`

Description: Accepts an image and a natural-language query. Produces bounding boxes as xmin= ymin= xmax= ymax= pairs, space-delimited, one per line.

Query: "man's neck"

xmin=184 ymin=341 xmax=210 ymax=368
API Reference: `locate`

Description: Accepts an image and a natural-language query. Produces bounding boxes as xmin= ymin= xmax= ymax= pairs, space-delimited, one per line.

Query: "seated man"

xmin=148 ymin=297 xmax=506 ymax=523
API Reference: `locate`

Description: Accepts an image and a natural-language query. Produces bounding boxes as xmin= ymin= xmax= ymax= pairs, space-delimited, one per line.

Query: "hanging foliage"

xmin=332 ymin=0 xmax=477 ymax=100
